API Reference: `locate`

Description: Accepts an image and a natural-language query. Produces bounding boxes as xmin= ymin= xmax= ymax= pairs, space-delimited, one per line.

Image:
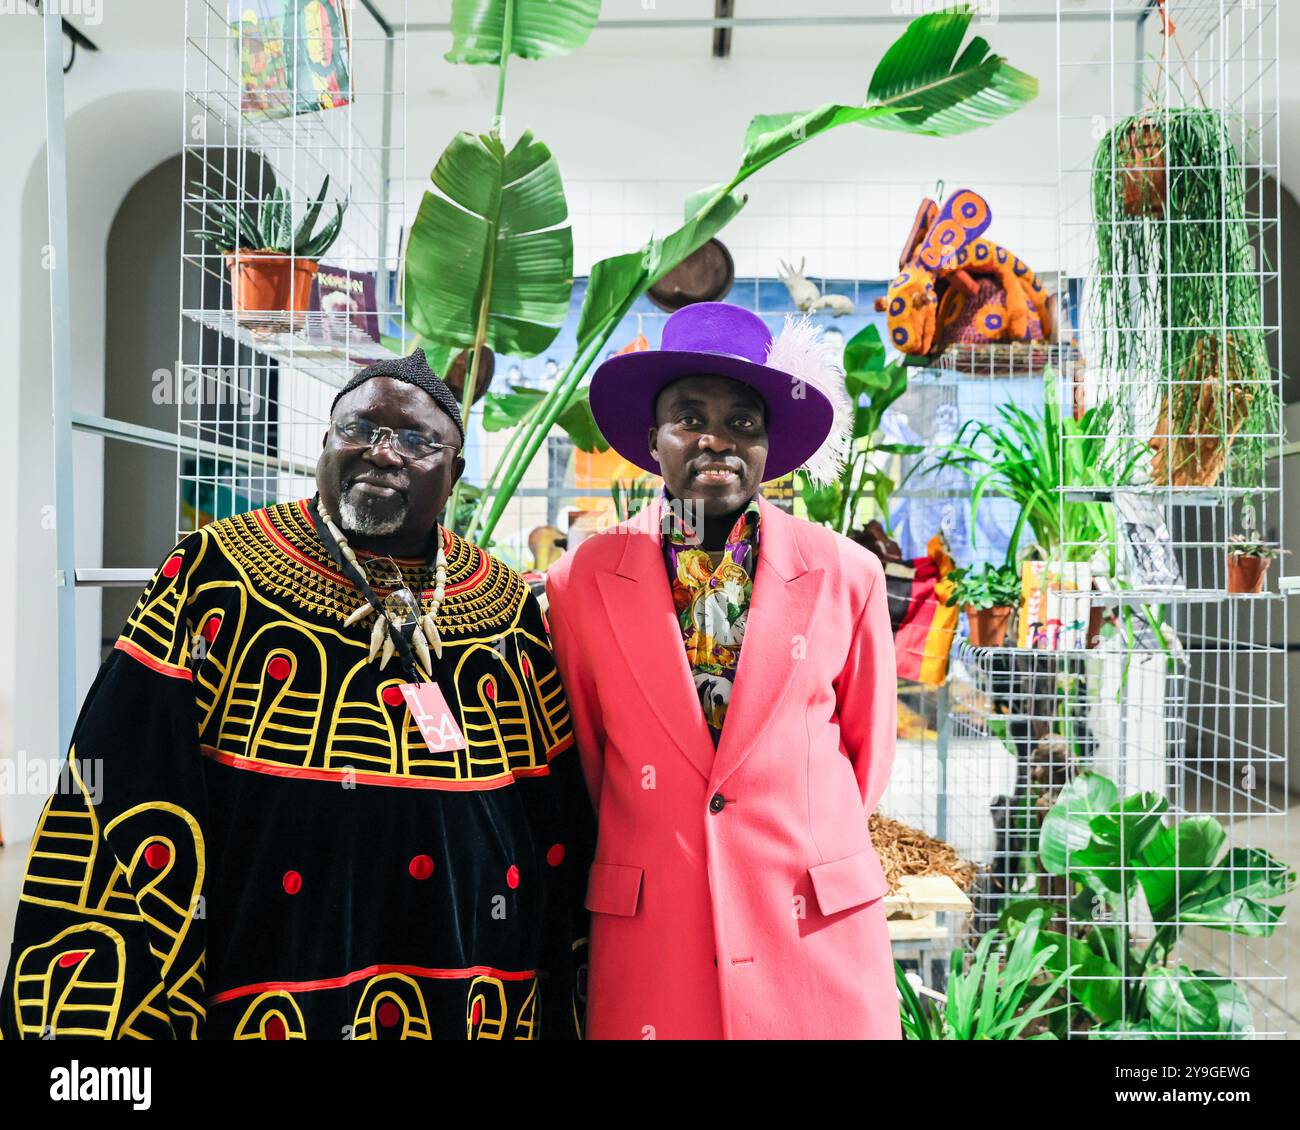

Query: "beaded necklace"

xmin=309 ymin=493 xmax=447 ymax=682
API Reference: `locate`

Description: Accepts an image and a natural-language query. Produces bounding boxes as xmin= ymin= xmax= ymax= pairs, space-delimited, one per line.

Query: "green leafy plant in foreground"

xmin=1001 ymin=771 xmax=1295 ymax=1038
xmin=896 ymin=907 xmax=1076 ymax=1039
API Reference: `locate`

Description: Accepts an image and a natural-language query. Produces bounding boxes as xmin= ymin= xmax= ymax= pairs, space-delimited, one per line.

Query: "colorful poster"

xmin=233 ymin=0 xmax=352 ymax=120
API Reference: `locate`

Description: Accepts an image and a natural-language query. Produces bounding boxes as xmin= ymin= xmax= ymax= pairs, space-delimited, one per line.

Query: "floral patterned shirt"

xmin=660 ymin=488 xmax=762 ymax=746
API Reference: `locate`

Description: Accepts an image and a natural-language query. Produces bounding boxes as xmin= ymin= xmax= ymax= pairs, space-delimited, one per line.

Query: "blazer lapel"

xmin=595 ymin=498 xmax=717 ymax=783
xmin=709 ymin=496 xmax=823 ymax=791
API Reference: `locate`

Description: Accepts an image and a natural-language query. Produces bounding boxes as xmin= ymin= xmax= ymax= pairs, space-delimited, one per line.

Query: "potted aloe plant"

xmin=945 ymin=562 xmax=1021 ymax=648
xmin=194 ymin=173 xmax=347 ymax=328
xmin=1226 ymin=535 xmax=1285 ymax=594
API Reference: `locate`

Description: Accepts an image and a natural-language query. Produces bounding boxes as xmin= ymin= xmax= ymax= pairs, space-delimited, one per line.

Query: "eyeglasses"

xmin=333 ymin=416 xmax=460 ymax=461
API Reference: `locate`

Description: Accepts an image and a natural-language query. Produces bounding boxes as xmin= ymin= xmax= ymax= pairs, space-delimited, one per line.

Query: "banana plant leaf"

xmin=576 ymin=188 xmax=747 ymax=345
xmin=735 ymin=5 xmax=1037 ymax=184
xmin=404 ymin=129 xmax=572 ymax=358
xmin=446 ymin=0 xmax=601 ymax=64
xmin=865 ymin=8 xmax=1038 ymax=136
xmin=470 ymin=6 xmax=1040 ymax=543
xmin=482 ymin=384 xmax=608 ymax=453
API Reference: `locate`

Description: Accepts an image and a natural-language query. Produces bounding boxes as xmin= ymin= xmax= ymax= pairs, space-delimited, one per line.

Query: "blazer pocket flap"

xmin=584 ymin=862 xmax=644 ymax=917
xmin=808 ymin=848 xmax=890 ymax=916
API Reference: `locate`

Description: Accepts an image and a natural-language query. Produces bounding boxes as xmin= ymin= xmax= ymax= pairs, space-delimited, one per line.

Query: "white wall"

xmin=0 ymin=23 xmax=182 ymax=843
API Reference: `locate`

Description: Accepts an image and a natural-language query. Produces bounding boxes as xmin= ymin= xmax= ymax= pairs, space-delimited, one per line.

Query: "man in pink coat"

xmin=545 ymin=302 xmax=901 ymax=1040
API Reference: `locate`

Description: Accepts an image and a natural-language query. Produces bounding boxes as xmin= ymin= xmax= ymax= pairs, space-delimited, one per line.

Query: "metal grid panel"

xmin=178 ymin=0 xmax=407 ymax=531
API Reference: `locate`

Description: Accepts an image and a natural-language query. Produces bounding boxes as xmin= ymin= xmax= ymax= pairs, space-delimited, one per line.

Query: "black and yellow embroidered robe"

xmin=0 ymin=500 xmax=593 ymax=1040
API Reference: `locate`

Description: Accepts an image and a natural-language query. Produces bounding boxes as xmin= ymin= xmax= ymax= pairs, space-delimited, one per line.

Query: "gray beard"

xmin=338 ymin=490 xmax=409 ymax=537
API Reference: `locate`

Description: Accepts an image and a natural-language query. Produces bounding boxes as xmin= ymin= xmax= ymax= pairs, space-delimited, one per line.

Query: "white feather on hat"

xmin=764 ymin=312 xmax=854 ymax=486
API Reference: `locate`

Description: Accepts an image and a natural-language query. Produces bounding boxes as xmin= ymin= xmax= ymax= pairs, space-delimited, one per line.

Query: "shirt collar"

xmin=659 ymin=485 xmax=762 ymax=550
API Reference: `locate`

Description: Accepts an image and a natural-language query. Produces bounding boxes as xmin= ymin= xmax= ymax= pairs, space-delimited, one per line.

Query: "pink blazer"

xmin=545 ymin=495 xmax=900 ymax=1040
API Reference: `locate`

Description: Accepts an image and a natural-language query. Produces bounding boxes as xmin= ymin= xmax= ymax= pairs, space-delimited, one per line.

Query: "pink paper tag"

xmin=399 ymin=682 xmax=468 ymax=753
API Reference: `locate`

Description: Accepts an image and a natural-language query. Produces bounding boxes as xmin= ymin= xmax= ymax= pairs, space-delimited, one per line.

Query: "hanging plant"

xmin=1091 ymin=107 xmax=1277 ymax=492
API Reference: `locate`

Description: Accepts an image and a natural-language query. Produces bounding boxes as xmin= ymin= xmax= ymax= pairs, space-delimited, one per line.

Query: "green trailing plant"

xmin=1091 ymin=107 xmax=1277 ymax=494
xmin=455 ymin=5 xmax=1037 ymax=543
xmin=945 ymin=562 xmax=1021 ymax=610
xmin=797 ymin=323 xmax=921 ymax=536
xmin=194 ymin=174 xmax=347 ymax=257
xmin=927 ymin=368 xmax=1148 ymax=568
xmin=1002 ymin=771 xmax=1295 ymax=1038
xmin=895 ymin=908 xmax=1077 ymax=1040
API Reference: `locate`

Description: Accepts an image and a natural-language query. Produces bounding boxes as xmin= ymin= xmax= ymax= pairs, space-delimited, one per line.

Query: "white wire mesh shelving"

xmin=177 ymin=0 xmax=407 ymax=531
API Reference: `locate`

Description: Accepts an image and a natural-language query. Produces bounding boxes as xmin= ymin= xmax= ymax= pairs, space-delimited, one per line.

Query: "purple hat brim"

xmin=588 ymin=348 xmax=834 ymax=482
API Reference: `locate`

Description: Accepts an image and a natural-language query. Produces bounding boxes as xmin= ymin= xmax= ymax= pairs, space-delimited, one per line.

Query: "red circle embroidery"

xmin=471 ymin=998 xmax=483 ymax=1026
xmin=203 ymin=616 xmax=221 ymax=643
xmin=382 ymin=685 xmax=405 ymax=707
xmin=546 ymin=844 xmax=565 ymax=867
xmin=409 ymin=854 xmax=434 ymax=880
xmin=506 ymin=865 xmax=520 ymax=889
xmin=282 ymin=870 xmax=302 ymax=895
xmin=521 ymin=655 xmax=531 ymax=677
xmin=484 ymin=679 xmax=496 ymax=702
xmin=265 ymin=1015 xmax=287 ymax=1040
xmin=144 ymin=842 xmax=170 ymax=870
xmin=378 ymin=1000 xmax=401 ymax=1028
xmin=266 ymin=656 xmax=291 ymax=681
xmin=58 ymin=951 xmax=88 ymax=969
xmin=162 ymin=555 xmax=183 ymax=578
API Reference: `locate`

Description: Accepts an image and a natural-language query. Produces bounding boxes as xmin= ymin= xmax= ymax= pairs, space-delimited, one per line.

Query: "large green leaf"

xmin=1070 ymin=792 xmax=1168 ymax=892
xmin=482 ymin=384 xmax=608 ymax=453
xmin=1175 ymin=847 xmax=1294 ymax=937
xmin=740 ymin=104 xmax=899 ymax=180
xmin=1195 ymin=970 xmax=1253 ymax=1038
xmin=1136 ymin=817 xmax=1226 ymax=922
xmin=446 ymin=0 xmax=601 ymax=64
xmin=404 ymin=129 xmax=572 ymax=358
xmin=1144 ymin=966 xmax=1221 ymax=1037
xmin=1039 ymin=772 xmax=1119 ymax=882
xmin=865 ymin=8 xmax=1038 ymax=136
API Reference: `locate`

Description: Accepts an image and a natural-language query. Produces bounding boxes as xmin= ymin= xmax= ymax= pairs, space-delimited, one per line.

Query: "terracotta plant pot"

xmin=965 ymin=605 xmax=1013 ymax=649
xmin=1086 ymin=601 xmax=1106 ymax=649
xmin=1227 ymin=554 xmax=1271 ymax=594
xmin=1117 ymin=119 xmax=1166 ymax=218
xmin=225 ymin=252 xmax=319 ymax=329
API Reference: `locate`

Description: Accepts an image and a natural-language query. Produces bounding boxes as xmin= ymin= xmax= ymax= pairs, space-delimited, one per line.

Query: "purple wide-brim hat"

xmin=588 ymin=301 xmax=835 ymax=482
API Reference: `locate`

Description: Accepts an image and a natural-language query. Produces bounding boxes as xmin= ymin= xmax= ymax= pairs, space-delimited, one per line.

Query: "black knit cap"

xmin=329 ymin=347 xmax=465 ymax=449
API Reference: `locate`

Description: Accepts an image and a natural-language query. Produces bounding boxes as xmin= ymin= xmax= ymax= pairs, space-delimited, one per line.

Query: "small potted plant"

xmin=945 ymin=562 xmax=1021 ymax=648
xmin=194 ymin=174 xmax=347 ymax=329
xmin=1226 ymin=534 xmax=1285 ymax=594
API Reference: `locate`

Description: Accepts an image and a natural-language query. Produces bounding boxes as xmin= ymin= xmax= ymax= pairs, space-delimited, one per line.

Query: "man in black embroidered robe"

xmin=0 ymin=350 xmax=593 ymax=1040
